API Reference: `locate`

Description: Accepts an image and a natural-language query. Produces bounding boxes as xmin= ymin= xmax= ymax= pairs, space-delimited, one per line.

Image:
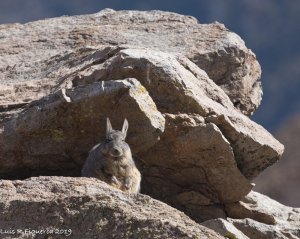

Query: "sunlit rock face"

xmin=0 ymin=9 xmax=292 ymax=238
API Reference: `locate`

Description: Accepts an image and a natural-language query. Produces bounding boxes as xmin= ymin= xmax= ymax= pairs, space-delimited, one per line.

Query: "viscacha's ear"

xmin=122 ymin=118 xmax=129 ymax=138
xmin=106 ymin=117 xmax=113 ymax=136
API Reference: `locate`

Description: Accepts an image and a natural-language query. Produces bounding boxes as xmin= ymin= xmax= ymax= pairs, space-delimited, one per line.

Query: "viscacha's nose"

xmin=110 ymin=147 xmax=122 ymax=157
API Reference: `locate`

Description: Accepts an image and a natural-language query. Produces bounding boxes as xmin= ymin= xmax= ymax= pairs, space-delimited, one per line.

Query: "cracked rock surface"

xmin=0 ymin=9 xmax=291 ymax=237
xmin=0 ymin=10 xmax=284 ymax=222
xmin=0 ymin=78 xmax=164 ymax=178
xmin=200 ymin=192 xmax=300 ymax=239
xmin=0 ymin=9 xmax=261 ymax=115
xmin=226 ymin=192 xmax=300 ymax=239
xmin=0 ymin=176 xmax=222 ymax=239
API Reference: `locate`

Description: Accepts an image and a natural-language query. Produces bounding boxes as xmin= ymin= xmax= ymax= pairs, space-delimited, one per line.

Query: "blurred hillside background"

xmin=0 ymin=0 xmax=299 ymax=207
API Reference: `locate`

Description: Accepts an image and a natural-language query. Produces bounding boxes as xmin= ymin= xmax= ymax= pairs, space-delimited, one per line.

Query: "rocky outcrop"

xmin=201 ymin=191 xmax=300 ymax=239
xmin=0 ymin=9 xmax=261 ymax=115
xmin=0 ymin=176 xmax=222 ymax=239
xmin=227 ymin=192 xmax=300 ymax=239
xmin=0 ymin=9 xmax=293 ymax=238
xmin=0 ymin=78 xmax=164 ymax=178
xmin=202 ymin=218 xmax=250 ymax=239
xmin=0 ymin=9 xmax=284 ymax=224
xmin=72 ymin=48 xmax=282 ymax=179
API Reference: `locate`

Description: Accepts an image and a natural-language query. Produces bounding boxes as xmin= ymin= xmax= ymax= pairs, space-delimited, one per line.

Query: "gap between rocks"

xmin=0 ymin=46 xmax=283 ymax=224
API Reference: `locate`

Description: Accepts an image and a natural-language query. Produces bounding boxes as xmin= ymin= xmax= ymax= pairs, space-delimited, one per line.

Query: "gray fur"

xmin=81 ymin=118 xmax=141 ymax=193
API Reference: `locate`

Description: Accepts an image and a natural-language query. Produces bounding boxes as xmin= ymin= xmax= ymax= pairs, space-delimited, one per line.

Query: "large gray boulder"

xmin=226 ymin=191 xmax=300 ymax=239
xmin=201 ymin=191 xmax=300 ymax=239
xmin=0 ymin=78 xmax=165 ymax=178
xmin=201 ymin=218 xmax=250 ymax=239
xmin=0 ymin=10 xmax=284 ymax=223
xmin=75 ymin=48 xmax=283 ymax=180
xmin=0 ymin=9 xmax=261 ymax=115
xmin=0 ymin=176 xmax=222 ymax=239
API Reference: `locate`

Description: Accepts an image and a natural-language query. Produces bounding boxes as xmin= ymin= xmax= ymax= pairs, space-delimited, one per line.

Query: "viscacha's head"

xmin=101 ymin=118 xmax=132 ymax=160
